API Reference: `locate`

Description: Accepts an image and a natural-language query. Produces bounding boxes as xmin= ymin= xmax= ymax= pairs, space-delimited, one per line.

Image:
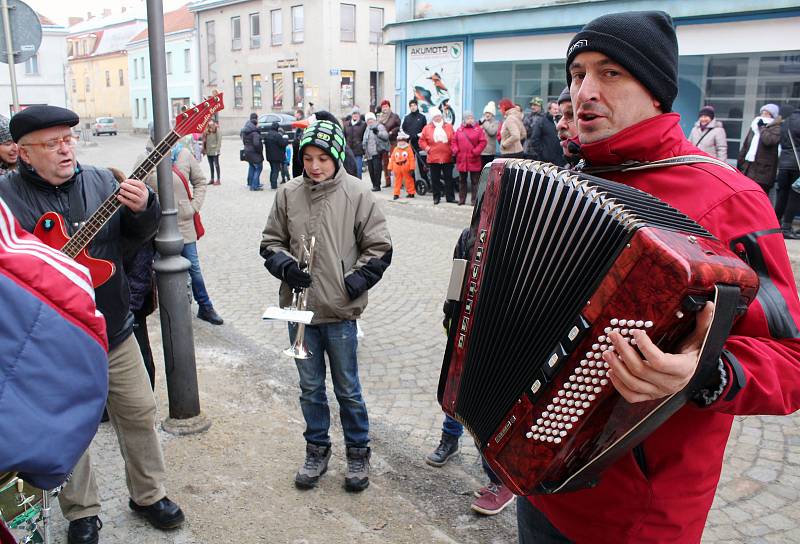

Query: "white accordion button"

xmin=610 ymin=318 xmax=618 ymax=325
xmin=635 ymin=320 xmax=644 ymax=327
xmin=645 ymin=321 xmax=653 ymax=328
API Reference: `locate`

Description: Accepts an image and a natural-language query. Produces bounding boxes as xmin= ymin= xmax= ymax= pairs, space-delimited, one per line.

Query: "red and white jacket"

xmin=531 ymin=114 xmax=800 ymax=543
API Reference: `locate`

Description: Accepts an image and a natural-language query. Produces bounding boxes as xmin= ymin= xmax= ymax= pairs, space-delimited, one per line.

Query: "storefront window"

xmin=272 ymin=73 xmax=283 ymax=109
xmin=293 ymin=71 xmax=304 ymax=109
xmin=252 ymin=74 xmax=262 ymax=109
xmin=233 ymin=75 xmax=243 ymax=108
xmin=341 ymin=70 xmax=354 ymax=109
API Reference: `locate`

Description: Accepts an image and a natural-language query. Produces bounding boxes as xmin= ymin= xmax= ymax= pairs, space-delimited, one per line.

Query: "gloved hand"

xmin=757 ymin=118 xmax=766 ymax=128
xmin=372 ymin=126 xmax=379 ymax=134
xmin=283 ymin=261 xmax=311 ymax=290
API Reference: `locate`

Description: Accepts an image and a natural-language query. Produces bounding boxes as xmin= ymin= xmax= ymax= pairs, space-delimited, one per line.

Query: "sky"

xmin=25 ymin=0 xmax=189 ymax=26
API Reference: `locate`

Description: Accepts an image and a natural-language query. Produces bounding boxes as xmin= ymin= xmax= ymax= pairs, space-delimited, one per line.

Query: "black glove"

xmin=757 ymin=119 xmax=766 ymax=128
xmin=372 ymin=127 xmax=379 ymax=134
xmin=283 ymin=262 xmax=311 ymax=290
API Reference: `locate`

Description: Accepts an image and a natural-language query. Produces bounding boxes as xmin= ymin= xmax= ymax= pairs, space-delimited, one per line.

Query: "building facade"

xmin=128 ymin=5 xmax=199 ymax=132
xmin=0 ymin=14 xmax=68 ymax=115
xmin=190 ymin=0 xmax=395 ymax=132
xmin=66 ymin=13 xmax=146 ymax=130
xmin=386 ymin=0 xmax=800 ymax=161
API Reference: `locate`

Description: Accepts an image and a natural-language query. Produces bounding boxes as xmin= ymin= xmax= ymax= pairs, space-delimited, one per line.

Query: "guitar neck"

xmin=61 ymin=130 xmax=181 ymax=258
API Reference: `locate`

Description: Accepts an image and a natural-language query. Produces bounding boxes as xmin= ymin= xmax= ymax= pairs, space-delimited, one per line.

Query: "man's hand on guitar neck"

xmin=117 ymin=178 xmax=149 ymax=213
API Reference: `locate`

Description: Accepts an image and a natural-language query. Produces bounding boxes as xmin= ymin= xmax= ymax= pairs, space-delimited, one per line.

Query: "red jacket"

xmin=531 ymin=113 xmax=800 ymax=543
xmin=419 ymin=122 xmax=454 ymax=164
xmin=451 ymin=123 xmax=487 ymax=173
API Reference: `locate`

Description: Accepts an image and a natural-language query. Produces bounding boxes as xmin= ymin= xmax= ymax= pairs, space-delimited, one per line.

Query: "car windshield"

xmin=98 ymin=118 xmax=114 ymax=123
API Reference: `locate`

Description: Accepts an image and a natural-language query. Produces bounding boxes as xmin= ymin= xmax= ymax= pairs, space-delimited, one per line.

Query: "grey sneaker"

xmin=425 ymin=433 xmax=460 ymax=467
xmin=345 ymin=446 xmax=371 ymax=492
xmin=294 ymin=443 xmax=331 ymax=489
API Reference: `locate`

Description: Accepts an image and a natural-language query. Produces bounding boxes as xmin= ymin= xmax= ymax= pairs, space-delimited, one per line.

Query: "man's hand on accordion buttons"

xmin=603 ymin=302 xmax=715 ymax=403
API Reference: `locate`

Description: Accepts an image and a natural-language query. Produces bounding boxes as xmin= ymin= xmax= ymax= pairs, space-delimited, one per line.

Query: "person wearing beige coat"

xmin=688 ymin=106 xmax=728 ymax=162
xmin=142 ymin=139 xmax=223 ymax=325
xmin=498 ymin=101 xmax=527 ymax=157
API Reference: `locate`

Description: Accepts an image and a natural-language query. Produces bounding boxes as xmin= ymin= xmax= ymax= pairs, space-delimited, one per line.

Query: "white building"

xmin=190 ymin=0 xmax=395 ymax=132
xmin=128 ymin=5 xmax=200 ymax=131
xmin=0 ymin=13 xmax=68 ymax=115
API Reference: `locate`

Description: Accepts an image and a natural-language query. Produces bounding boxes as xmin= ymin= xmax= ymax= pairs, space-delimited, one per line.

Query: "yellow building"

xmin=66 ymin=15 xmax=146 ymax=130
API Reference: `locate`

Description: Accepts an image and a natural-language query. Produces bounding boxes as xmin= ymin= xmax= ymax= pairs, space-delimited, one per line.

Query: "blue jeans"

xmin=354 ymin=155 xmax=363 ymax=178
xmin=247 ymin=161 xmax=263 ymax=189
xmin=289 ymin=320 xmax=369 ymax=447
xmin=517 ymin=496 xmax=571 ymax=543
xmin=181 ymin=242 xmax=212 ymax=308
xmin=441 ymin=414 xmax=500 ymax=484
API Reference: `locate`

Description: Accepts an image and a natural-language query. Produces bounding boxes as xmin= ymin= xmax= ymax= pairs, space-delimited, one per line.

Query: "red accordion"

xmin=438 ymin=160 xmax=759 ymax=495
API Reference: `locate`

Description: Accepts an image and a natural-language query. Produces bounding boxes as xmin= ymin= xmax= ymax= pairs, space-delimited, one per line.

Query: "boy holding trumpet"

xmin=260 ymin=119 xmax=392 ymax=491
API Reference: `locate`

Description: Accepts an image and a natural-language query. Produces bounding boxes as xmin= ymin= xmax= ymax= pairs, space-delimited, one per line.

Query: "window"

xmin=272 ymin=73 xmax=283 ymax=108
xmin=133 ymin=58 xmax=138 ymax=79
xmin=71 ymin=78 xmax=77 ymax=92
xmin=369 ymin=7 xmax=383 ymax=44
xmin=118 ymin=69 xmax=124 ymax=86
xmin=291 ymin=6 xmax=303 ymax=43
xmin=252 ymin=74 xmax=262 ymax=108
xmin=231 ymin=16 xmax=241 ymax=50
xmin=135 ymin=98 xmax=140 ymax=118
xmin=143 ymin=98 xmax=148 ymax=119
xmin=206 ymin=21 xmax=217 ymax=84
xmin=105 ymin=70 xmax=111 ymax=87
xmin=166 ymin=51 xmax=173 ymax=74
xmin=293 ymin=71 xmax=304 ymax=108
xmin=250 ymin=13 xmax=261 ymax=48
xmin=68 ymin=42 xmax=74 ymax=57
xmin=85 ymin=76 xmax=91 ymax=93
xmin=340 ymin=70 xmax=354 ymax=108
xmin=270 ymin=9 xmax=282 ymax=45
xmin=233 ymin=75 xmax=243 ymax=108
xmin=24 ymin=54 xmax=38 ymax=75
xmin=340 ymin=4 xmax=355 ymax=42
xmin=140 ymin=57 xmax=145 ymax=79
xmin=184 ymin=48 xmax=191 ymax=73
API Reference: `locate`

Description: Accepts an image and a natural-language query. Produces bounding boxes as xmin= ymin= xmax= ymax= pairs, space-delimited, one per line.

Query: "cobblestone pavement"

xmin=39 ymin=134 xmax=800 ymax=543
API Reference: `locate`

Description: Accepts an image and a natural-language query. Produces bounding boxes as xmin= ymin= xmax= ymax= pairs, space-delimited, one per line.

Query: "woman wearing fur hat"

xmin=737 ymin=104 xmax=781 ymax=193
xmin=498 ymin=98 xmax=526 ymax=158
xmin=419 ymin=107 xmax=455 ymax=205
xmin=0 ymin=115 xmax=18 ymax=175
xmin=479 ymin=102 xmax=498 ymax=168
xmin=452 ymin=111 xmax=487 ymax=205
xmin=689 ymin=105 xmax=728 ymax=161
xmin=362 ymin=112 xmax=389 ymax=191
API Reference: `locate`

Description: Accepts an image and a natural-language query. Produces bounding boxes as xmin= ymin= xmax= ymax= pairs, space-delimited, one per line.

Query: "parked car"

xmin=93 ymin=117 xmax=117 ymax=136
xmin=257 ymin=112 xmax=296 ymax=142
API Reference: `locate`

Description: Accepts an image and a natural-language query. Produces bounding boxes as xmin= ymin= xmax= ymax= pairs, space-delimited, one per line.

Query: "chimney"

xmin=121 ymin=6 xmax=126 ymax=13
xmin=102 ymin=9 xmax=111 ymax=17
xmin=87 ymin=11 xmax=93 ymax=19
xmin=68 ymin=16 xmax=83 ymax=26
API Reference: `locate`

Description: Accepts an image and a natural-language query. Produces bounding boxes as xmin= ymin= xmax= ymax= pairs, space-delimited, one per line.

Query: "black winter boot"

xmin=425 ymin=432 xmax=460 ymax=467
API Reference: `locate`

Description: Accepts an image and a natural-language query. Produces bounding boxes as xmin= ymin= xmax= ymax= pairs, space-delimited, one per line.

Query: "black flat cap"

xmin=10 ymin=105 xmax=80 ymax=142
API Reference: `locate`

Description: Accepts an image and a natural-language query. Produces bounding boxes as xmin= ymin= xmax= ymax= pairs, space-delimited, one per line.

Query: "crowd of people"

xmin=2 ymin=8 xmax=800 ymax=544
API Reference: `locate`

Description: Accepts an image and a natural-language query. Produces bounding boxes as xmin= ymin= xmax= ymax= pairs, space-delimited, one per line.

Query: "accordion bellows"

xmin=439 ymin=160 xmax=758 ymax=495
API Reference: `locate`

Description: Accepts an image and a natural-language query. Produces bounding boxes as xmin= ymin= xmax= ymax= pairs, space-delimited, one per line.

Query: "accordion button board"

xmin=438 ymin=159 xmax=759 ymax=496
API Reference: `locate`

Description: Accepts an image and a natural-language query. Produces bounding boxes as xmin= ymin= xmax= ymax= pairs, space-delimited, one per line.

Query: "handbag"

xmin=787 ymin=123 xmax=800 ymax=193
xmin=240 ymin=148 xmax=247 ymax=162
xmin=172 ymin=165 xmax=206 ymax=239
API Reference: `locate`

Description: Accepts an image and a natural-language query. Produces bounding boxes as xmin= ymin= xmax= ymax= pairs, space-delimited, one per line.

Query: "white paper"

xmin=262 ymin=306 xmax=314 ymax=325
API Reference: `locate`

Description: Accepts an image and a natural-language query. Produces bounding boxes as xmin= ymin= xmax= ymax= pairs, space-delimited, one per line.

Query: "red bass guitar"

xmin=33 ymin=93 xmax=224 ymax=288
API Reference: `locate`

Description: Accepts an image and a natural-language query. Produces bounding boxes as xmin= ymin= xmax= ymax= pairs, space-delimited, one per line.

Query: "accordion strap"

xmin=580 ymin=154 xmax=735 ymax=175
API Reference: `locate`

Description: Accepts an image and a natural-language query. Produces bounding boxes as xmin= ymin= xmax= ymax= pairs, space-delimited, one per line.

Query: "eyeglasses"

xmin=21 ymin=134 xmax=79 ymax=151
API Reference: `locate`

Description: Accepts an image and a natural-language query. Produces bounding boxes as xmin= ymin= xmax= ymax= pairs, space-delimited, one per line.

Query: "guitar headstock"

xmin=174 ymin=92 xmax=225 ymax=136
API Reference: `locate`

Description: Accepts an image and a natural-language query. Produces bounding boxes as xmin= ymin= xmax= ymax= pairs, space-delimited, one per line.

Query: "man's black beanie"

xmin=565 ymin=11 xmax=678 ymax=112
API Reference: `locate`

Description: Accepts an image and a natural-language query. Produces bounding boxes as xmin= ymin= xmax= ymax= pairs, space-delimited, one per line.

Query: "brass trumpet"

xmin=284 ymin=235 xmax=316 ymax=359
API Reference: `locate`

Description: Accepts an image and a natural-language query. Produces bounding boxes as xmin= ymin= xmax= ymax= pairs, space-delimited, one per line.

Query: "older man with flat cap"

xmin=514 ymin=11 xmax=800 ymax=544
xmin=0 ymin=105 xmax=185 ymax=544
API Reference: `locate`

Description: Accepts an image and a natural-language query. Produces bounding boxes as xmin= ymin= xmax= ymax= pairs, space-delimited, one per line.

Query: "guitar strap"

xmin=67 ymin=172 xmax=86 ymax=233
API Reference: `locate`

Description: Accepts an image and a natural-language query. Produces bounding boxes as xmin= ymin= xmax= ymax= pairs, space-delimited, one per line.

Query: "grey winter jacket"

xmin=260 ymin=166 xmax=393 ymax=324
xmin=688 ymin=119 xmax=728 ymax=161
xmin=480 ymin=117 xmax=498 ymax=156
xmin=362 ymin=123 xmax=389 ymax=159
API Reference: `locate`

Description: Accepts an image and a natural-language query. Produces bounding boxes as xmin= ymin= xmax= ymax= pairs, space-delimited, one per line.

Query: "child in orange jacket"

xmin=388 ymin=131 xmax=416 ymax=200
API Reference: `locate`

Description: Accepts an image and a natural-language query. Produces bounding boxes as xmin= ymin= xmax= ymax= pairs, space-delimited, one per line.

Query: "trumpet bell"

xmin=284 ymin=343 xmax=312 ymax=360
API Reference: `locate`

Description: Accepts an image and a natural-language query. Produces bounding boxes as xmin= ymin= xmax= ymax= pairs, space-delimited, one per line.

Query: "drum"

xmin=0 ymin=472 xmax=43 ymax=543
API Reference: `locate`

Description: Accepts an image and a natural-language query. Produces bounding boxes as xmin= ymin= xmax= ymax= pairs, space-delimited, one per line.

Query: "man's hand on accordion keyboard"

xmin=602 ymin=303 xmax=715 ymax=403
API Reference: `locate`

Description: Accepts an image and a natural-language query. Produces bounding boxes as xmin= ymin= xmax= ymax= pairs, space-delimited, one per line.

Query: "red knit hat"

xmin=380 ymin=99 xmax=391 ymax=108
xmin=498 ymin=98 xmax=514 ymax=114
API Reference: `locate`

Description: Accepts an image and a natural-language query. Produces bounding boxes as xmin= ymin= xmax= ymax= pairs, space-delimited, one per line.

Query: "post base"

xmin=162 ymin=413 xmax=212 ymax=436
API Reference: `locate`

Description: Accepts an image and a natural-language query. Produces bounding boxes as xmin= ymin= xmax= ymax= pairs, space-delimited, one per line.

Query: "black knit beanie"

xmin=565 ymin=11 xmax=678 ymax=112
xmin=299 ymin=120 xmax=346 ymax=165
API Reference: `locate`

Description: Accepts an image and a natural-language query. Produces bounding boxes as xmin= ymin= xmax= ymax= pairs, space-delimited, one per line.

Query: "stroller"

xmin=412 ymin=145 xmax=430 ymax=196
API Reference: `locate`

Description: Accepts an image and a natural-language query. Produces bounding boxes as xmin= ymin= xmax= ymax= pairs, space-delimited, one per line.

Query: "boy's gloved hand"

xmin=283 ymin=262 xmax=312 ymax=290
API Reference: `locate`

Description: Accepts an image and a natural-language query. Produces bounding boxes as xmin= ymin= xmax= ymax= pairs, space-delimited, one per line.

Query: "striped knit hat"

xmin=0 ymin=116 xmax=10 ymax=143
xmin=299 ymin=119 xmax=346 ymax=164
